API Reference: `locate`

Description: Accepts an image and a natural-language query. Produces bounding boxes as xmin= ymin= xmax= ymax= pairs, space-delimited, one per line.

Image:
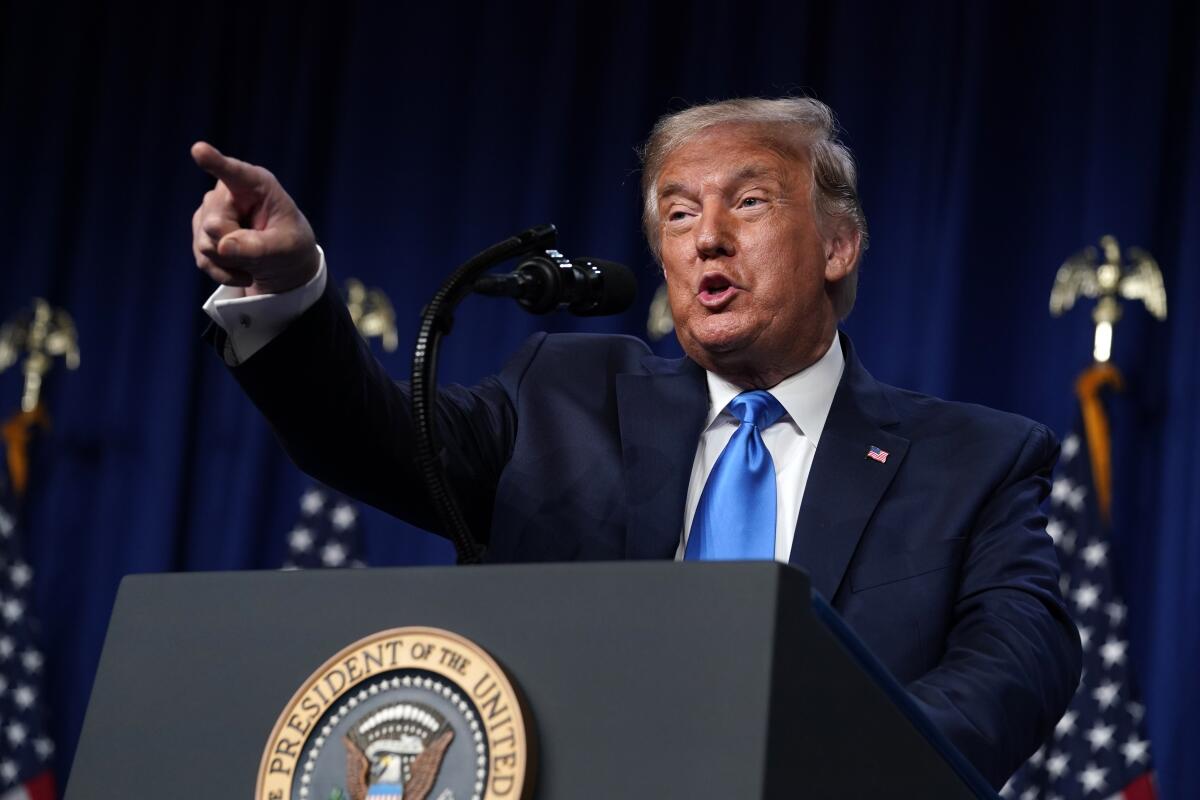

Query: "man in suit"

xmin=191 ymin=97 xmax=1081 ymax=789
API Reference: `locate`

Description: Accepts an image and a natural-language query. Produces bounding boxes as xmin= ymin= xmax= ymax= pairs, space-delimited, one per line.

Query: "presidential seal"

xmin=257 ymin=627 xmax=532 ymax=800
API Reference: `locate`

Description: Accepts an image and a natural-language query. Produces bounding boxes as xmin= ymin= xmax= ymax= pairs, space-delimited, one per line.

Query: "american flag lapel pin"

xmin=866 ymin=445 xmax=889 ymax=463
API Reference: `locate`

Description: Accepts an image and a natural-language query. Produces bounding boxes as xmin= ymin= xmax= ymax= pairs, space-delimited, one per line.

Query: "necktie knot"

xmin=728 ymin=390 xmax=786 ymax=429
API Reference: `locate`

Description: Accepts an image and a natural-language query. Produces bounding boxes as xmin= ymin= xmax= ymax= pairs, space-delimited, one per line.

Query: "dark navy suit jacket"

xmin=226 ymin=284 xmax=1081 ymax=789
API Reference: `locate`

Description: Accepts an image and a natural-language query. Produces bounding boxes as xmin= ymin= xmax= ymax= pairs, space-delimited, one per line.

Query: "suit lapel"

xmin=789 ymin=334 xmax=909 ymax=600
xmin=617 ymin=356 xmax=709 ymax=560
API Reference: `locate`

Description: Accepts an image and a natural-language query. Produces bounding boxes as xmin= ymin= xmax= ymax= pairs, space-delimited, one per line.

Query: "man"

xmin=192 ymin=97 xmax=1080 ymax=789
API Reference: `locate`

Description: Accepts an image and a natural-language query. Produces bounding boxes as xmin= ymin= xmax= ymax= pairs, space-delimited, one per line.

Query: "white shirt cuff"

xmin=202 ymin=246 xmax=328 ymax=362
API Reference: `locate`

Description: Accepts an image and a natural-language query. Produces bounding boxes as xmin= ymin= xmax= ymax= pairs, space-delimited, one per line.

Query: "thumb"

xmin=217 ymin=228 xmax=285 ymax=260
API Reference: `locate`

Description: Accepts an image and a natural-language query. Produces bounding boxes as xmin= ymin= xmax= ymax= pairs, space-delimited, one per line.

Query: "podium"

xmin=66 ymin=562 xmax=997 ymax=798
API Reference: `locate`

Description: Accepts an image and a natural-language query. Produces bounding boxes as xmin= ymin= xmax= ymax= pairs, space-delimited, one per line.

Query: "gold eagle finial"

xmin=0 ymin=298 xmax=81 ymax=412
xmin=344 ymin=278 xmax=399 ymax=353
xmin=1049 ymin=235 xmax=1167 ymax=362
xmin=646 ymin=281 xmax=674 ymax=341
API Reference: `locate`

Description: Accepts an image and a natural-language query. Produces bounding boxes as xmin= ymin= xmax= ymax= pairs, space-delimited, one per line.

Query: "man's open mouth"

xmin=698 ymin=273 xmax=739 ymax=308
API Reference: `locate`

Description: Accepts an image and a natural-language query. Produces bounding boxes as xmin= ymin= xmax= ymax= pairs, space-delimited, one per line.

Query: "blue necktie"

xmin=685 ymin=390 xmax=786 ymax=561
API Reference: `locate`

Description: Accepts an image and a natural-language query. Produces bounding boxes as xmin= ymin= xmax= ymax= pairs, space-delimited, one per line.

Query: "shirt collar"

xmin=703 ymin=333 xmax=845 ymax=446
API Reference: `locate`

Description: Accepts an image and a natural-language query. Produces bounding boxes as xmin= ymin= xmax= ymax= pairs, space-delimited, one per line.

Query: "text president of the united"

xmin=190 ymin=97 xmax=1081 ymax=789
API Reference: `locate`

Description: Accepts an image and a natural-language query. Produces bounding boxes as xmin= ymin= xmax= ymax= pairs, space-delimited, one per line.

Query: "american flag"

xmin=1000 ymin=423 xmax=1156 ymax=800
xmin=0 ymin=477 xmax=54 ymax=800
xmin=866 ymin=445 xmax=888 ymax=463
xmin=282 ymin=485 xmax=366 ymax=570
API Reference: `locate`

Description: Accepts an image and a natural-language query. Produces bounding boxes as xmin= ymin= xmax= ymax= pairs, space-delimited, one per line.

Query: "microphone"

xmin=473 ymin=250 xmax=637 ymax=316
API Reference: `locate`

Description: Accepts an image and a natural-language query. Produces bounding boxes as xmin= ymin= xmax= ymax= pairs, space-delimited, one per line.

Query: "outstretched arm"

xmin=191 ymin=144 xmax=536 ymax=542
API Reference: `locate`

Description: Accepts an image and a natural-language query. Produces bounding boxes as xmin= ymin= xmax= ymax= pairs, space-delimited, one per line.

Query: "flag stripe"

xmin=1123 ymin=772 xmax=1156 ymax=800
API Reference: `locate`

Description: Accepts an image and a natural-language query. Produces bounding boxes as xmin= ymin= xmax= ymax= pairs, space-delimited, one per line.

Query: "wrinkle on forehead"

xmin=655 ymin=123 xmax=812 ymax=201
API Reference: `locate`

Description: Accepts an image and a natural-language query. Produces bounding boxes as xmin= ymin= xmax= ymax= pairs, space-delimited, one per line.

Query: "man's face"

xmin=655 ymin=124 xmax=851 ymax=386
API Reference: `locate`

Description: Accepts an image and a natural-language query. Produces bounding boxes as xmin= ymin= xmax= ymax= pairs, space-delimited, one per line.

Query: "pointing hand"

xmin=190 ymin=142 xmax=319 ymax=296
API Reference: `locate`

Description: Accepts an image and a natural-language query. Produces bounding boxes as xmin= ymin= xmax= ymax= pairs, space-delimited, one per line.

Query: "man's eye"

xmin=668 ymin=209 xmax=689 ymax=221
xmin=740 ymin=197 xmax=764 ymax=208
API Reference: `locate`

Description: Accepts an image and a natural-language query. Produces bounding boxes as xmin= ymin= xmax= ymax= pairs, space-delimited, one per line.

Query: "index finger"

xmin=191 ymin=141 xmax=264 ymax=193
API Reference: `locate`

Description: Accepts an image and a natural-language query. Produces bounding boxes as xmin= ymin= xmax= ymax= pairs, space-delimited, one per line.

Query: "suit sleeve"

xmin=211 ymin=280 xmax=544 ymax=542
xmin=906 ymin=422 xmax=1083 ymax=789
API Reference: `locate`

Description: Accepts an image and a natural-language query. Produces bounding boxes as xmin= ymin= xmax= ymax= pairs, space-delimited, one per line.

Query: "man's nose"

xmin=694 ymin=203 xmax=735 ymax=259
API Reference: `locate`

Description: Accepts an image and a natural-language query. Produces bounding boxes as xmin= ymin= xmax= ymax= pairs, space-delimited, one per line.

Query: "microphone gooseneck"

xmin=411 ymin=224 xmax=558 ymax=565
xmin=411 ymin=228 xmax=637 ymax=566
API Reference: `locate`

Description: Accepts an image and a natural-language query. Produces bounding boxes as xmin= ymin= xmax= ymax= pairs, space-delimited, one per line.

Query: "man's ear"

xmin=824 ymin=222 xmax=862 ymax=283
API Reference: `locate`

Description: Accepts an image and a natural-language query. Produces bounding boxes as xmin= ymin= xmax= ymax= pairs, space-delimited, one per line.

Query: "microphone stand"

xmin=410 ymin=224 xmax=558 ymax=564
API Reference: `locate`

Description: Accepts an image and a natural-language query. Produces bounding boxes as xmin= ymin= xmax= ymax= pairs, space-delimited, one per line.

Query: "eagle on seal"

xmin=343 ymin=702 xmax=456 ymax=800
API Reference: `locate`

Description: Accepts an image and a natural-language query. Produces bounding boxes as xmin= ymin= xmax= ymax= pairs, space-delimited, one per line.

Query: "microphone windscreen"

xmin=575 ymin=258 xmax=637 ymax=316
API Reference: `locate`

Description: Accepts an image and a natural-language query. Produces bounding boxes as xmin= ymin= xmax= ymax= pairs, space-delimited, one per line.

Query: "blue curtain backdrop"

xmin=1 ymin=0 xmax=1196 ymax=795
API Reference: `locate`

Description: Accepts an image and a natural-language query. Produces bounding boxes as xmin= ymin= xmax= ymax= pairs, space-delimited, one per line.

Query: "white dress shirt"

xmin=675 ymin=335 xmax=845 ymax=563
xmin=203 ymin=252 xmax=845 ymax=565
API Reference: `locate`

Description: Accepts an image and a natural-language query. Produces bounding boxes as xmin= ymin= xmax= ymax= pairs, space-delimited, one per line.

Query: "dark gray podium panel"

xmin=67 ymin=562 xmax=978 ymax=799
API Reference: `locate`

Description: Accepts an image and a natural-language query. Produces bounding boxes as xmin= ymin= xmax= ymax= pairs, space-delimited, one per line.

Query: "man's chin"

xmin=695 ymin=337 xmax=745 ymax=355
xmin=678 ymin=326 xmax=753 ymax=364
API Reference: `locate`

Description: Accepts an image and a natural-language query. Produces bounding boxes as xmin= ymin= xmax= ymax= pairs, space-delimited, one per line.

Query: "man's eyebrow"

xmin=729 ymin=164 xmax=780 ymax=184
xmin=657 ymin=164 xmax=782 ymax=202
xmin=657 ymin=181 xmax=689 ymax=201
